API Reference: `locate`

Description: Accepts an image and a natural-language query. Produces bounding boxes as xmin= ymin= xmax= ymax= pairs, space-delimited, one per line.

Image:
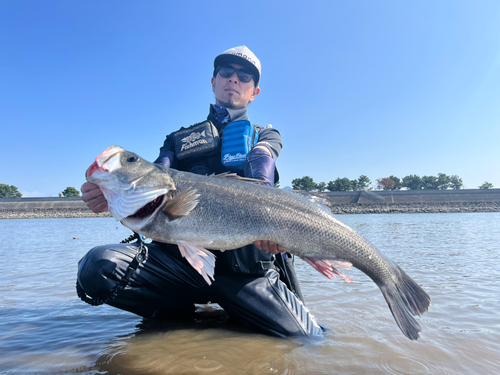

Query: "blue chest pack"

xmin=221 ymin=120 xmax=259 ymax=171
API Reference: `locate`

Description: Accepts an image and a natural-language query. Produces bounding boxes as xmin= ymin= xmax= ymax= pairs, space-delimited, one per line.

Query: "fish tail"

xmin=376 ymin=263 xmax=431 ymax=341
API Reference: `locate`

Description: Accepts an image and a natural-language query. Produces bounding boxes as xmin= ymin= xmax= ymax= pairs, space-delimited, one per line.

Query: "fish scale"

xmin=86 ymin=145 xmax=431 ymax=340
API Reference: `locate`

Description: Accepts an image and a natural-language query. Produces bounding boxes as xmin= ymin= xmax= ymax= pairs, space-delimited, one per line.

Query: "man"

xmin=78 ymin=46 xmax=323 ymax=337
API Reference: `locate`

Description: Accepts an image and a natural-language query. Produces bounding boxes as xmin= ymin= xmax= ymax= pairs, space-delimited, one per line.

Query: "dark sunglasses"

xmin=217 ymin=66 xmax=255 ymax=83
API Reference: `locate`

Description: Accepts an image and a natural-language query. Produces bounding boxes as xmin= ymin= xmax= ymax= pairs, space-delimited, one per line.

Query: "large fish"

xmin=86 ymin=145 xmax=431 ymax=340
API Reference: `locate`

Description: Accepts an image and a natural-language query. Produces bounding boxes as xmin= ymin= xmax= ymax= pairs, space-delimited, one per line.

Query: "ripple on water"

xmin=193 ymin=358 xmax=223 ymax=372
xmin=377 ymin=353 xmax=430 ymax=375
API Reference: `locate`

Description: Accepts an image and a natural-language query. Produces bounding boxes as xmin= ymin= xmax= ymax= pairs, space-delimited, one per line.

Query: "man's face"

xmin=211 ymin=63 xmax=260 ymax=109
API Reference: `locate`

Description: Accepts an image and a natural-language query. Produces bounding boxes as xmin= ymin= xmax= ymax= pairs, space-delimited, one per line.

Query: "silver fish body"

xmin=86 ymin=146 xmax=431 ymax=340
xmin=144 ymin=169 xmax=379 ymax=262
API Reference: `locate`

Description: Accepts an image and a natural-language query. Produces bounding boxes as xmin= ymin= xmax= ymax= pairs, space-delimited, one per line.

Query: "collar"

xmin=208 ymin=104 xmax=249 ymax=124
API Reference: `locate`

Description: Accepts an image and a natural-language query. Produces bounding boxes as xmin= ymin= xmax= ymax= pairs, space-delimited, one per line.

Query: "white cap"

xmin=213 ymin=46 xmax=261 ymax=85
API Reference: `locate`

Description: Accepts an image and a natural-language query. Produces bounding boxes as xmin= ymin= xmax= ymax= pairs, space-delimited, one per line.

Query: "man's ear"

xmin=248 ymin=87 xmax=261 ymax=103
xmin=211 ymin=77 xmax=216 ymax=93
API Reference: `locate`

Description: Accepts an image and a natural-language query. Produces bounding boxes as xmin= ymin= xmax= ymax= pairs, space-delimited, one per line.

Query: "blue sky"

xmin=1 ymin=1 xmax=499 ymax=196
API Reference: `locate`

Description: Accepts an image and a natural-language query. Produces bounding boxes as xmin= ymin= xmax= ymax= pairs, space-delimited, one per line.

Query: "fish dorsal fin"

xmin=291 ymin=191 xmax=332 ymax=213
xmin=211 ymin=172 xmax=264 ymax=185
xmin=162 ymin=188 xmax=200 ymax=221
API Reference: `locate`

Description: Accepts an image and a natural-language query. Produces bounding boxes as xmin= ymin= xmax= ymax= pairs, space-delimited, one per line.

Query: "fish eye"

xmin=127 ymin=156 xmax=139 ymax=163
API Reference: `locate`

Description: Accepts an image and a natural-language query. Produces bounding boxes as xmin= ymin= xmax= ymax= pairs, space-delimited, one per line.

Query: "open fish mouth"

xmin=121 ymin=191 xmax=174 ymax=230
xmin=127 ymin=195 xmax=166 ymax=219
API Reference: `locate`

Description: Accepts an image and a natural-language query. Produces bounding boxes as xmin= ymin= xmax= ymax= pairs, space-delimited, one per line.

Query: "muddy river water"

xmin=1 ymin=213 xmax=499 ymax=374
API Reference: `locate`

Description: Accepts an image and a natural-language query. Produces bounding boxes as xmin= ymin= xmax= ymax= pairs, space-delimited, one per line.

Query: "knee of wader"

xmin=77 ymin=244 xmax=134 ymax=298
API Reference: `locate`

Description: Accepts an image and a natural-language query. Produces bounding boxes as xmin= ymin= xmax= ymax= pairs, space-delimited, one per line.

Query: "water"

xmin=0 ymin=213 xmax=499 ymax=374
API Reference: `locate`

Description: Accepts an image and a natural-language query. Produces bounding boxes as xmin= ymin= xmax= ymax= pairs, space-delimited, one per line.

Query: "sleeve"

xmin=244 ymin=147 xmax=276 ymax=187
xmin=154 ymin=133 xmax=176 ymax=168
xmin=254 ymin=126 xmax=283 ymax=161
xmin=243 ymin=125 xmax=282 ymax=187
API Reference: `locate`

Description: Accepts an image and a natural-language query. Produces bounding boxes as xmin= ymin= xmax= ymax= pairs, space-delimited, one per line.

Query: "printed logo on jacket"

xmin=180 ymin=130 xmax=208 ymax=152
xmin=173 ymin=121 xmax=220 ymax=160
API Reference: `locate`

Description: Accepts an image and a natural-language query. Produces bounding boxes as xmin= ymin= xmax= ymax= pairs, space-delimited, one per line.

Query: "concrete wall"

xmin=1 ymin=189 xmax=499 ymax=209
xmin=0 ymin=197 xmax=87 ymax=210
xmin=324 ymin=189 xmax=500 ymax=205
xmin=1 ymin=190 xmax=499 ymax=219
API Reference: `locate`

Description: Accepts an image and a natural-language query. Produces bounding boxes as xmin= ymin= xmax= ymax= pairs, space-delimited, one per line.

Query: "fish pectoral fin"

xmin=177 ymin=240 xmax=216 ymax=285
xmin=163 ymin=188 xmax=200 ymax=221
xmin=301 ymin=257 xmax=354 ymax=283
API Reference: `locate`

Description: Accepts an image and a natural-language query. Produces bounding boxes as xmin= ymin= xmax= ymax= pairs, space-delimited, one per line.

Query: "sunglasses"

xmin=217 ymin=66 xmax=255 ymax=83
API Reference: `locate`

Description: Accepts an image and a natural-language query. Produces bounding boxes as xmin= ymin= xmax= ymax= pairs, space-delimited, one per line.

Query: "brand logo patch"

xmin=223 ymin=153 xmax=246 ymax=162
xmin=180 ymin=130 xmax=208 ymax=152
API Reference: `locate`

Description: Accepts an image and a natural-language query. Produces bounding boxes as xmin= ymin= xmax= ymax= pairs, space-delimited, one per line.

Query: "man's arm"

xmin=250 ymin=147 xmax=286 ymax=255
xmin=154 ymin=133 xmax=176 ymax=168
xmin=245 ymin=145 xmax=286 ymax=255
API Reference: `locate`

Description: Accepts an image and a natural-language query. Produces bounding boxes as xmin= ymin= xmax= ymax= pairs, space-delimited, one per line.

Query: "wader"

xmin=77 ymin=241 xmax=323 ymax=337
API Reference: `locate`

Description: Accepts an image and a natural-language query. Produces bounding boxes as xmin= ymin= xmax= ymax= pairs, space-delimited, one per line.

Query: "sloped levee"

xmin=329 ymin=201 xmax=500 ymax=214
xmin=1 ymin=189 xmax=500 ymax=219
xmin=0 ymin=197 xmax=111 ymax=219
xmin=324 ymin=189 xmax=500 ymax=214
xmin=324 ymin=188 xmax=500 ymax=204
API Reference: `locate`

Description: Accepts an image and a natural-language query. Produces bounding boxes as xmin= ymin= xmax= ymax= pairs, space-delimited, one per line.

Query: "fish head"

xmin=86 ymin=145 xmax=176 ymax=230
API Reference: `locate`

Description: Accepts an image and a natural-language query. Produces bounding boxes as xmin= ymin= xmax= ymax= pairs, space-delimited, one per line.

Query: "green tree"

xmin=421 ymin=175 xmax=439 ymax=190
xmin=356 ymin=175 xmax=371 ymax=191
xmin=61 ymin=186 xmax=81 ymax=197
xmin=450 ymin=175 xmax=463 ymax=190
xmin=479 ymin=182 xmax=493 ymax=189
xmin=327 ymin=177 xmax=354 ymax=191
xmin=316 ymin=181 xmax=327 ymax=192
xmin=0 ymin=184 xmax=22 ymax=198
xmin=291 ymin=176 xmax=316 ymax=191
xmin=388 ymin=175 xmax=401 ymax=190
xmin=437 ymin=173 xmax=451 ymax=190
xmin=402 ymin=175 xmax=422 ymax=190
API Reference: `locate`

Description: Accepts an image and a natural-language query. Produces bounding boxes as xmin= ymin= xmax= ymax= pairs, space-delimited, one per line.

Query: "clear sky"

xmin=1 ymin=1 xmax=499 ymax=197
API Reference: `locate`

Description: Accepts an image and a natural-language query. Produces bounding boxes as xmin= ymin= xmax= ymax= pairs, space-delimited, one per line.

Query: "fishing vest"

xmin=170 ymin=118 xmax=274 ymax=277
xmin=172 ymin=119 xmax=259 ymax=176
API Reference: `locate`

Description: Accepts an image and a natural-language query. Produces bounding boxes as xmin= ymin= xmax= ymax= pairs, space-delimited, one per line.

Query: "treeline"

xmin=292 ymin=175 xmax=371 ymax=192
xmin=376 ymin=174 xmax=463 ymax=191
xmin=291 ymin=173 xmax=494 ymax=192
xmin=0 ymin=184 xmax=80 ymax=198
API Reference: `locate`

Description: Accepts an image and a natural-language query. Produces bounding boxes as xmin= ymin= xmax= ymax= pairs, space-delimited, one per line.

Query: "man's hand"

xmin=81 ymin=182 xmax=108 ymax=213
xmin=254 ymin=240 xmax=286 ymax=255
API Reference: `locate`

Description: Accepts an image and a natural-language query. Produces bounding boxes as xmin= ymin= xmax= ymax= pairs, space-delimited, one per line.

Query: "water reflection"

xmin=91 ymin=321 xmax=303 ymax=375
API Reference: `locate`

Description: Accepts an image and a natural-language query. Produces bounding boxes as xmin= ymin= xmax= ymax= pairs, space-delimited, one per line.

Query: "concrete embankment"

xmin=323 ymin=188 xmax=500 ymax=214
xmin=0 ymin=208 xmax=112 ymax=220
xmin=329 ymin=201 xmax=500 ymax=214
xmin=0 ymin=197 xmax=111 ymax=219
xmin=1 ymin=189 xmax=499 ymax=219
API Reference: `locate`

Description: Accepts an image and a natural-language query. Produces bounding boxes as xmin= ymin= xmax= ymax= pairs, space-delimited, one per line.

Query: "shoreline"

xmin=1 ymin=201 xmax=499 ymax=219
xmin=328 ymin=201 xmax=500 ymax=214
xmin=0 ymin=208 xmax=112 ymax=220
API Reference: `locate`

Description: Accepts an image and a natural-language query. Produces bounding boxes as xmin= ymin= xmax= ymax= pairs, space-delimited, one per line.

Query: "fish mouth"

xmin=128 ymin=195 xmax=165 ymax=219
xmin=86 ymin=146 xmax=124 ymax=178
xmin=121 ymin=191 xmax=172 ymax=230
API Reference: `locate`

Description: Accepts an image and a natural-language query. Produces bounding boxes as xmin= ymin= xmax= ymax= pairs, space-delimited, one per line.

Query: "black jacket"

xmin=155 ymin=105 xmax=282 ymax=276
